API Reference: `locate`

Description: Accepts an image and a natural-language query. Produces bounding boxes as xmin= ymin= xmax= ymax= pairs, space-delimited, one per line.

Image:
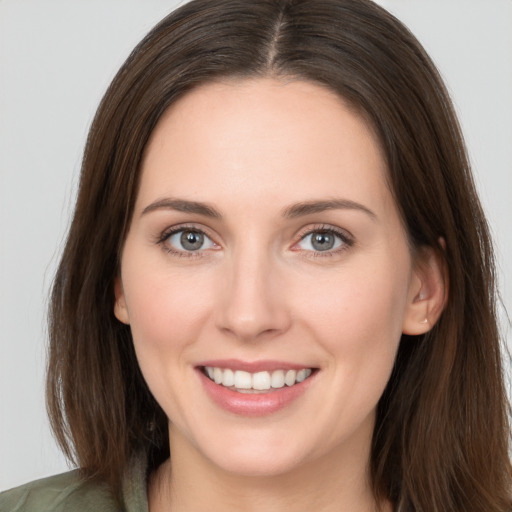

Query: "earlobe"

xmin=114 ymin=276 xmax=130 ymax=325
xmin=402 ymin=245 xmax=448 ymax=335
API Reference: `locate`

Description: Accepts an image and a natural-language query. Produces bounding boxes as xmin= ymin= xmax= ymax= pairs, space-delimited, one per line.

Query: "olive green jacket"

xmin=0 ymin=454 xmax=148 ymax=512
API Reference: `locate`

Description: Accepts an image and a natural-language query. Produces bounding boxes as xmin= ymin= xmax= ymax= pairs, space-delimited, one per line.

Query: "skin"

xmin=115 ymin=78 xmax=445 ymax=512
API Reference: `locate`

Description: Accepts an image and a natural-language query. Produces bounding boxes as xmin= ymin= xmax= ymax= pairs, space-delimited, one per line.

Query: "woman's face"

xmin=115 ymin=78 xmax=428 ymax=477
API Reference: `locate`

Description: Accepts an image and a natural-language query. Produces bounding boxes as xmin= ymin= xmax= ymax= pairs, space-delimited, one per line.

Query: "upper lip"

xmin=196 ymin=359 xmax=316 ymax=373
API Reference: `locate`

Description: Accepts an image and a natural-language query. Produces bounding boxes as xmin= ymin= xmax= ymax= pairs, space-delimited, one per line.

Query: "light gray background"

xmin=1 ymin=0 xmax=511 ymax=491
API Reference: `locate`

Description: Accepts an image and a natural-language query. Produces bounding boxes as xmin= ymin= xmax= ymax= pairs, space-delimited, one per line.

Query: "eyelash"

xmin=294 ymin=224 xmax=354 ymax=258
xmin=156 ymin=224 xmax=354 ymax=258
xmin=157 ymin=224 xmax=217 ymax=258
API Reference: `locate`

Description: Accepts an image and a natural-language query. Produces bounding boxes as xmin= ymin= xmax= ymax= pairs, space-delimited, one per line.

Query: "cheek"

xmin=120 ymin=262 xmax=219 ymax=395
xmin=312 ymin=266 xmax=409 ymax=425
xmin=124 ymin=263 xmax=212 ymax=342
xmin=120 ymin=264 xmax=222 ymax=427
xmin=297 ymin=258 xmax=410 ymax=388
xmin=304 ymin=264 xmax=407 ymax=337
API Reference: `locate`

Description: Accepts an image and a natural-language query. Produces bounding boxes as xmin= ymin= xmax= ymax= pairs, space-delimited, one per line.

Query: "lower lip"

xmin=197 ymin=369 xmax=315 ymax=417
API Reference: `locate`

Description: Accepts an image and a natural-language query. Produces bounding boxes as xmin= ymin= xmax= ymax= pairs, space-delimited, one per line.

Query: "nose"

xmin=215 ymin=248 xmax=291 ymax=342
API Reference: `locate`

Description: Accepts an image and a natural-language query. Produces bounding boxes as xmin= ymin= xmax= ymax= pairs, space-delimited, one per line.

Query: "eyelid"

xmin=155 ymin=222 xmax=353 ymax=258
xmin=156 ymin=223 xmax=220 ymax=256
xmin=292 ymin=224 xmax=354 ymax=255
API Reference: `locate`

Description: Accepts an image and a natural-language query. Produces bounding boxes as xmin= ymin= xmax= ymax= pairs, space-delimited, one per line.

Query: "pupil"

xmin=312 ymin=232 xmax=334 ymax=251
xmin=181 ymin=231 xmax=204 ymax=251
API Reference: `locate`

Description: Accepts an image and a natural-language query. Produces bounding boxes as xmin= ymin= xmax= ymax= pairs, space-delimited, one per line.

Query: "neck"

xmin=148 ymin=425 xmax=390 ymax=512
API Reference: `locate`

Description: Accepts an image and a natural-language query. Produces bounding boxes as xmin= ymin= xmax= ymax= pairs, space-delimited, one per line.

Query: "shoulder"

xmin=0 ymin=470 xmax=120 ymax=512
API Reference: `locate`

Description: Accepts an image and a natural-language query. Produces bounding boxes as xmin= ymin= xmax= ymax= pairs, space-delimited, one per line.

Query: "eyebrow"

xmin=282 ymin=199 xmax=377 ymax=220
xmin=141 ymin=197 xmax=376 ymax=221
xmin=141 ymin=198 xmax=222 ymax=218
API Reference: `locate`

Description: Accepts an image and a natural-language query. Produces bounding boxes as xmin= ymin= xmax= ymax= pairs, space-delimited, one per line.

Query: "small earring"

xmin=420 ymin=317 xmax=429 ymax=325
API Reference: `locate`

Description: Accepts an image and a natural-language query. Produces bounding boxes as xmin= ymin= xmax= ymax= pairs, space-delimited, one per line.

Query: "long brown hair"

xmin=46 ymin=0 xmax=511 ymax=509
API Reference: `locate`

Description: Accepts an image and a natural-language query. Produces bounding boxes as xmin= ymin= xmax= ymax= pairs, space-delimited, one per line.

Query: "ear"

xmin=402 ymin=243 xmax=448 ymax=335
xmin=114 ymin=276 xmax=130 ymax=325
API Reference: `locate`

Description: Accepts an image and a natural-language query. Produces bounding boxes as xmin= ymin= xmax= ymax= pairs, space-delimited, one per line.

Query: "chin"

xmin=209 ymin=450 xmax=306 ymax=479
xmin=191 ymin=428 xmax=314 ymax=479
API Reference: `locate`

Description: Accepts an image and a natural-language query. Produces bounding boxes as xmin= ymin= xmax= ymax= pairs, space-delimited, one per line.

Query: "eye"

xmin=296 ymin=228 xmax=351 ymax=253
xmin=165 ymin=228 xmax=217 ymax=253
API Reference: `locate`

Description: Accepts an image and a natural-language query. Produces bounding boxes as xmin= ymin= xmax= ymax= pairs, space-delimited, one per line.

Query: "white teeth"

xmin=204 ymin=366 xmax=313 ymax=391
xmin=213 ymin=367 xmax=223 ymax=384
xmin=296 ymin=369 xmax=308 ymax=382
xmin=234 ymin=370 xmax=252 ymax=389
xmin=222 ymin=368 xmax=234 ymax=387
xmin=252 ymin=371 xmax=271 ymax=390
xmin=271 ymin=369 xmax=285 ymax=388
xmin=284 ymin=370 xmax=296 ymax=386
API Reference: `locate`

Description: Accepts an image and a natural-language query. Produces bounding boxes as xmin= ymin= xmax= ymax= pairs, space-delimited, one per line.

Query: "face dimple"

xmin=117 ymin=77 xmax=417 ymax=480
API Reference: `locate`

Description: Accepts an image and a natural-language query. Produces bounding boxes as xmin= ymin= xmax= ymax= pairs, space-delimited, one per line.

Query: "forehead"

xmin=138 ymin=78 xmax=392 ymax=218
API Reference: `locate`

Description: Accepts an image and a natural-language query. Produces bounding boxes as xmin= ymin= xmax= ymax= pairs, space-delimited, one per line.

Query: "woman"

xmin=1 ymin=0 xmax=510 ymax=510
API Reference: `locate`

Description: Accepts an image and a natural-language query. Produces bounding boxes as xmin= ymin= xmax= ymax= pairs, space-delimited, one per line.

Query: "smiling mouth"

xmin=202 ymin=366 xmax=315 ymax=393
